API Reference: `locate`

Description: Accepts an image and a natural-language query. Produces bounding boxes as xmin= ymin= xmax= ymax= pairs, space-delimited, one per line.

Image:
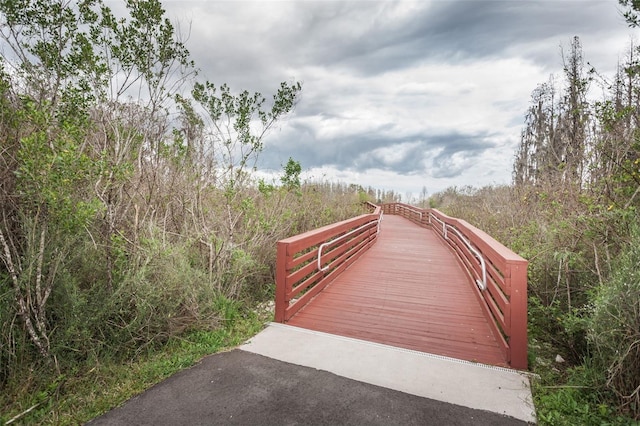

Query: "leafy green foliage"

xmin=619 ymin=0 xmax=640 ymax=27
xmin=15 ymin=102 xmax=98 ymax=231
xmin=191 ymin=80 xmax=302 ymax=193
xmin=534 ymin=373 xmax=634 ymax=426
xmin=588 ymin=225 xmax=640 ymax=417
xmin=431 ymin=181 xmax=639 ymax=422
xmin=281 ymin=157 xmax=302 ymax=191
xmin=0 ymin=0 xmax=104 ymax=104
xmin=0 ymin=1 xmax=392 ymax=424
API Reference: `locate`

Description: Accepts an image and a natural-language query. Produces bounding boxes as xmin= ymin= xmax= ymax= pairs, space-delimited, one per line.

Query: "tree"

xmin=191 ymin=80 xmax=302 ymax=195
xmin=514 ymin=77 xmax=559 ymax=186
xmin=514 ymin=37 xmax=590 ymax=189
xmin=559 ymin=36 xmax=590 ymax=187
xmin=0 ymin=0 xmax=196 ymax=359
xmin=620 ymin=0 xmax=640 ymax=27
xmin=0 ymin=0 xmax=304 ymax=379
xmin=0 ymin=0 xmax=106 ymax=359
xmin=281 ymin=157 xmax=301 ymax=191
xmin=420 ymin=186 xmax=428 ymax=207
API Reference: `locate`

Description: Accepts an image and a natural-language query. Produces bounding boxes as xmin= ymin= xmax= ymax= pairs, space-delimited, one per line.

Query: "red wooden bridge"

xmin=274 ymin=203 xmax=528 ymax=370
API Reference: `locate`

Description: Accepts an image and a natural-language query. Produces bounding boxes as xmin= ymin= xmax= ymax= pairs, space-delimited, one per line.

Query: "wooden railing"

xmin=274 ymin=204 xmax=382 ymax=323
xmin=382 ymin=203 xmax=528 ymax=370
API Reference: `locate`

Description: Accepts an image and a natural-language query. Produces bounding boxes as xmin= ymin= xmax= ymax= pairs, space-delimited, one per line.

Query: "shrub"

xmin=588 ymin=225 xmax=640 ymax=419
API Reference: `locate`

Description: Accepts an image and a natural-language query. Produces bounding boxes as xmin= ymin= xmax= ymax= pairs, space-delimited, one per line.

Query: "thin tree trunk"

xmin=0 ymin=228 xmax=49 ymax=358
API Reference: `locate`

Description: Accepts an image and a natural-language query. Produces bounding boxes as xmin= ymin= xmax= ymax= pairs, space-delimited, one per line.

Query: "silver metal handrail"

xmin=317 ymin=218 xmax=380 ymax=272
xmin=428 ymin=211 xmax=448 ymax=239
xmin=429 ymin=212 xmax=487 ymax=291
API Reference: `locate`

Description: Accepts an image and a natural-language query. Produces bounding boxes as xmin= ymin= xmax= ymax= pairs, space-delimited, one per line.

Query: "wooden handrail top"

xmin=430 ymin=208 xmax=525 ymax=263
xmin=279 ymin=207 xmax=381 ymax=246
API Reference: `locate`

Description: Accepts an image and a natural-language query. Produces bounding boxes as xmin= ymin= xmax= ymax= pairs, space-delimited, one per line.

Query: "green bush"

xmin=588 ymin=225 xmax=640 ymax=419
xmin=530 ymin=355 xmax=638 ymax=426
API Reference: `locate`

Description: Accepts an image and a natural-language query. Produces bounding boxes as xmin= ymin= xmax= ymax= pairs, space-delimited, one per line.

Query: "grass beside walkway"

xmin=2 ymin=310 xmax=269 ymax=426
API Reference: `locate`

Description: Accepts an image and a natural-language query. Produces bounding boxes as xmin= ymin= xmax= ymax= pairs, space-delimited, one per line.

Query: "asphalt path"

xmin=88 ymin=349 xmax=530 ymax=426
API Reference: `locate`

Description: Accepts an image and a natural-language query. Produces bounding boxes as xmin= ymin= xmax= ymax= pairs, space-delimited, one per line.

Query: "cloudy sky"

xmin=162 ymin=0 xmax=635 ymax=199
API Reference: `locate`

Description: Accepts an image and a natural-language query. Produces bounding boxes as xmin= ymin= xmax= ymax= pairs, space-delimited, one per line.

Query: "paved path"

xmin=89 ymin=324 xmax=536 ymax=425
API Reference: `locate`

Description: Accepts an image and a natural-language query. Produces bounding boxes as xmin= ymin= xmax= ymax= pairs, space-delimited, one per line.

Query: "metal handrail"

xmin=317 ymin=218 xmax=380 ymax=272
xmin=428 ymin=211 xmax=447 ymax=238
xmin=429 ymin=212 xmax=487 ymax=291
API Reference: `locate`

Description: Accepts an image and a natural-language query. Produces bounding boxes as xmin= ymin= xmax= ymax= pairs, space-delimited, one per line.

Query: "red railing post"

xmin=274 ymin=241 xmax=288 ymax=323
xmin=508 ymin=260 xmax=528 ymax=369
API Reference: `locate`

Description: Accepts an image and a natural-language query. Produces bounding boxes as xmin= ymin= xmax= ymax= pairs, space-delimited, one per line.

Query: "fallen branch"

xmin=6 ymin=402 xmax=42 ymax=425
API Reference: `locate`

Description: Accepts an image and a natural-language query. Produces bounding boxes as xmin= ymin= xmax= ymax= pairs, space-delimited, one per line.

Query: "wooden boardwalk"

xmin=287 ymin=214 xmax=507 ymax=367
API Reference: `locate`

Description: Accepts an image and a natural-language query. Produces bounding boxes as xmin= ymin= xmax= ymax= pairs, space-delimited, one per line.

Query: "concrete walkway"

xmin=89 ymin=323 xmax=536 ymax=425
xmin=243 ymin=323 xmax=536 ymax=423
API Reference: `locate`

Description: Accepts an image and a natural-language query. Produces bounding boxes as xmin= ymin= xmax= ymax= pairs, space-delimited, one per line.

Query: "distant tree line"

xmin=513 ymin=35 xmax=640 ymax=209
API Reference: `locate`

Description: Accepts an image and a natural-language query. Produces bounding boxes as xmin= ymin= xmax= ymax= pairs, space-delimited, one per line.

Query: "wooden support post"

xmin=509 ymin=260 xmax=528 ymax=370
xmin=274 ymin=241 xmax=288 ymax=323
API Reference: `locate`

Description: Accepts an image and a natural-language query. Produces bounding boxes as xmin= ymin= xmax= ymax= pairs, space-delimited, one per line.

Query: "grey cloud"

xmin=261 ymin=121 xmax=395 ymax=170
xmin=270 ymin=1 xmax=627 ymax=76
xmin=157 ymin=0 xmax=632 ymax=195
xmin=353 ymin=141 xmax=427 ymax=174
xmin=261 ymin=125 xmax=496 ymax=181
xmin=166 ymin=1 xmax=628 ymax=89
xmin=428 ymin=133 xmax=496 ymax=178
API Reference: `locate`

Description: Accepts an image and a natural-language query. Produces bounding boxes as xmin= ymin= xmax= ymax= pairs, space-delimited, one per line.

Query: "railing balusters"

xmin=275 ymin=205 xmax=382 ymax=323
